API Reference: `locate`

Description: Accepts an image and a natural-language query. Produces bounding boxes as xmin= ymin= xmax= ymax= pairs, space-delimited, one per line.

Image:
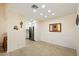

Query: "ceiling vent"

xmin=32 ymin=4 xmax=38 ymax=9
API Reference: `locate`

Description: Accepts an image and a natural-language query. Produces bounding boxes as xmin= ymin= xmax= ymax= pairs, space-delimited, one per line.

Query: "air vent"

xmin=32 ymin=4 xmax=38 ymax=9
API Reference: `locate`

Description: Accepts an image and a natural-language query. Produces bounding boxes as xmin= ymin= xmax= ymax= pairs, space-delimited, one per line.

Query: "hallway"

xmin=0 ymin=3 xmax=78 ymax=56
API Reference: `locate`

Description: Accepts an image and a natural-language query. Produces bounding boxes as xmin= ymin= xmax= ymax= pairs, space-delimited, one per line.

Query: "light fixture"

xmin=48 ymin=10 xmax=51 ymax=13
xmin=52 ymin=13 xmax=55 ymax=15
xmin=40 ymin=13 xmax=43 ymax=15
xmin=33 ymin=9 xmax=37 ymax=13
xmin=41 ymin=5 xmax=46 ymax=8
xmin=20 ymin=21 xmax=23 ymax=28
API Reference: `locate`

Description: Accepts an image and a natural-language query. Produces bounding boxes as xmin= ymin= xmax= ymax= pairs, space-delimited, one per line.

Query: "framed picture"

xmin=49 ymin=23 xmax=61 ymax=32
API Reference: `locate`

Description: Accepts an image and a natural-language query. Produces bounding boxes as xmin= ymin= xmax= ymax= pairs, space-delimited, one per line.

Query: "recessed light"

xmin=33 ymin=9 xmax=37 ymax=12
xmin=45 ymin=16 xmax=47 ymax=18
xmin=52 ymin=13 xmax=55 ymax=15
xmin=40 ymin=13 xmax=43 ymax=15
xmin=48 ymin=10 xmax=51 ymax=13
xmin=41 ymin=5 xmax=46 ymax=8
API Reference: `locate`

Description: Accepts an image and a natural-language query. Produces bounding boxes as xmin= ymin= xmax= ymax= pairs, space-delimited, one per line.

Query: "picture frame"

xmin=49 ymin=23 xmax=61 ymax=32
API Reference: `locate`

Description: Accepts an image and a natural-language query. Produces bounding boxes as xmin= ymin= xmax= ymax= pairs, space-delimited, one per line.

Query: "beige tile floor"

xmin=0 ymin=40 xmax=77 ymax=56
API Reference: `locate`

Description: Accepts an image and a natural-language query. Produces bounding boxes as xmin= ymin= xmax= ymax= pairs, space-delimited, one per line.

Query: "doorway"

xmin=26 ymin=26 xmax=34 ymax=41
xmin=29 ymin=26 xmax=34 ymax=41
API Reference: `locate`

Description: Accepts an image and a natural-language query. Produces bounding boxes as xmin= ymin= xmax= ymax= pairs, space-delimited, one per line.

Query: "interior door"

xmin=29 ymin=26 xmax=34 ymax=41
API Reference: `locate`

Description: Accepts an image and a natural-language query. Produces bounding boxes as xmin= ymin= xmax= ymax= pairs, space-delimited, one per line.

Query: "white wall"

xmin=34 ymin=21 xmax=42 ymax=41
xmin=77 ymin=26 xmax=79 ymax=55
xmin=76 ymin=5 xmax=79 ymax=56
xmin=7 ymin=13 xmax=26 ymax=52
xmin=6 ymin=4 xmax=26 ymax=52
xmin=0 ymin=4 xmax=7 ymax=46
xmin=36 ymin=14 xmax=77 ymax=49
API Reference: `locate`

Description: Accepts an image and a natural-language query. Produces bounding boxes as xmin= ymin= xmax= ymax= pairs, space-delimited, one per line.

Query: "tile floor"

xmin=0 ymin=40 xmax=77 ymax=56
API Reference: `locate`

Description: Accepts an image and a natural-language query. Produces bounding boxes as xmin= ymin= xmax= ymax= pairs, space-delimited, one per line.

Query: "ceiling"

xmin=7 ymin=3 xmax=78 ymax=21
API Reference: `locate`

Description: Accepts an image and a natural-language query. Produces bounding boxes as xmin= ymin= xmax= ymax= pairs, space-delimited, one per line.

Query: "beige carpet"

xmin=0 ymin=40 xmax=77 ymax=56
